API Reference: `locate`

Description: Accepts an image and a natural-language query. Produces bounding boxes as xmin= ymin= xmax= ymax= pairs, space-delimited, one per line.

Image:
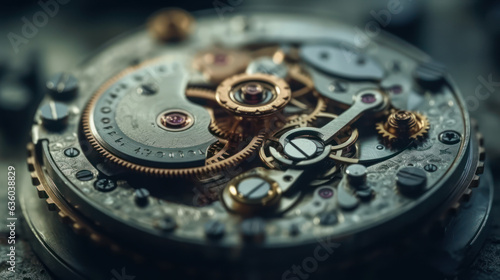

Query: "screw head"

xmin=241 ymin=218 xmax=266 ymax=243
xmin=283 ymin=138 xmax=323 ymax=160
xmin=356 ymin=188 xmax=374 ymax=201
xmin=134 ymin=188 xmax=150 ymax=206
xmin=439 ymin=130 xmax=461 ymax=145
xmin=94 ymin=178 xmax=116 ymax=192
xmin=414 ymin=62 xmax=446 ymax=91
xmin=345 ymin=164 xmax=368 ymax=186
xmin=157 ymin=216 xmax=177 ymax=232
xmin=64 ymin=147 xmax=80 ymax=157
xmin=75 ymin=170 xmax=94 ymax=181
xmin=46 ymin=72 xmax=78 ymax=100
xmin=424 ymin=164 xmax=438 ymax=172
xmin=396 ymin=167 xmax=427 ymax=196
xmin=289 ymin=224 xmax=300 ymax=236
xmin=204 ymin=220 xmax=225 ymax=240
xmin=318 ymin=211 xmax=339 ymax=225
xmin=40 ymin=102 xmax=69 ymax=131
xmin=236 ymin=177 xmax=271 ymax=201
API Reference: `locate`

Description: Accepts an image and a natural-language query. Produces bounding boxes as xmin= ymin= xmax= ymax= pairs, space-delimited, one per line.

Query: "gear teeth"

xmin=215 ymin=73 xmax=291 ymax=117
xmin=46 ymin=197 xmax=58 ymax=211
xmin=476 ymin=161 xmax=485 ymax=175
xmin=410 ymin=114 xmax=431 ymax=140
xmin=479 ymin=146 xmax=486 ymax=161
xmin=82 ymin=68 xmax=317 ymax=178
xmin=375 ymin=122 xmax=396 ymax=141
xmin=208 ymin=116 xmax=246 ymax=141
xmin=36 ymin=185 xmax=48 ymax=198
xmin=477 ymin=131 xmax=484 ymax=146
xmin=287 ymin=96 xmax=327 ymax=125
xmin=30 ymin=172 xmax=40 ymax=185
xmin=58 ymin=211 xmax=73 ymax=224
xmin=423 ymin=118 xmax=486 ymax=236
xmin=448 ymin=202 xmax=462 ymax=215
xmin=461 ymin=188 xmax=473 ymax=202
xmin=376 ymin=112 xmax=430 ymax=144
xmin=27 ymin=141 xmax=153 ymax=265
xmin=469 ymin=175 xmax=481 ymax=188
xmin=83 ymin=107 xmax=264 ymax=177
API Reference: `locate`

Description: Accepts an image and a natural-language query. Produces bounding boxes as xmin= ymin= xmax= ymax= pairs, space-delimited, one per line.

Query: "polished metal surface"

xmin=18 ymin=7 xmax=489 ymax=280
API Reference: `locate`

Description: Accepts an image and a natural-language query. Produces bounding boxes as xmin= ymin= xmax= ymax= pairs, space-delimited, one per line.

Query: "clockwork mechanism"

xmin=23 ymin=7 xmax=488 ymax=280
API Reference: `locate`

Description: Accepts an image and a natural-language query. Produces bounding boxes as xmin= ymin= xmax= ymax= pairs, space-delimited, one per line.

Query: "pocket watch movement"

xmin=23 ymin=7 xmax=490 ymax=280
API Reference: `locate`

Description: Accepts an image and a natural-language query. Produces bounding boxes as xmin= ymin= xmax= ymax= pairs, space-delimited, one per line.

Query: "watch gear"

xmin=207 ymin=65 xmax=325 ymax=140
xmin=375 ymin=110 xmax=430 ymax=144
xmin=22 ymin=7 xmax=491 ymax=280
xmin=215 ymin=73 xmax=292 ymax=117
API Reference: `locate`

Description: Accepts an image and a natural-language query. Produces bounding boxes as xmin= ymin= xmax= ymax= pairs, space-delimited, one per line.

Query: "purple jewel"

xmin=164 ymin=113 xmax=186 ymax=126
xmin=389 ymin=85 xmax=403 ymax=95
xmin=361 ymin=93 xmax=376 ymax=104
xmin=318 ymin=188 xmax=334 ymax=199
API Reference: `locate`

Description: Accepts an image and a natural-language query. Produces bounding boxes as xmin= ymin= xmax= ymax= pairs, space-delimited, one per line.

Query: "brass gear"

xmin=285 ymin=64 xmax=326 ymax=124
xmin=187 ymin=87 xmax=284 ymax=141
xmin=205 ymin=90 xmax=326 ymax=141
xmin=27 ymin=142 xmax=222 ymax=274
xmin=375 ymin=110 xmax=430 ymax=143
xmin=208 ymin=93 xmax=326 ymax=141
xmin=215 ymin=73 xmax=292 ymax=117
xmin=82 ymin=74 xmax=265 ymax=178
xmin=286 ymin=92 xmax=327 ymax=125
xmin=84 ymin=119 xmax=264 ymax=177
xmin=26 ymin=124 xmax=486 ymax=271
xmin=208 ymin=107 xmax=281 ymax=141
xmin=287 ymin=64 xmax=314 ymax=98
xmin=186 ymin=88 xmax=256 ymax=141
xmin=189 ymin=63 xmax=324 ymax=140
xmin=26 ymin=143 xmax=145 ymax=262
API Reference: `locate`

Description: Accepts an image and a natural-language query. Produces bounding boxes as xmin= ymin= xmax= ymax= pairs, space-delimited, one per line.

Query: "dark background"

xmin=0 ymin=0 xmax=499 ymax=279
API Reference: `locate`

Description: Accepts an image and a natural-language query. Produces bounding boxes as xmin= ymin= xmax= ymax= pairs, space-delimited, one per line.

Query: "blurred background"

xmin=0 ymin=0 xmax=499 ymax=279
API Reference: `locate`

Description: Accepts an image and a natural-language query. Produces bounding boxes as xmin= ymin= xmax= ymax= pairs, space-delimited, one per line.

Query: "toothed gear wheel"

xmin=375 ymin=110 xmax=430 ymax=143
xmin=208 ymin=93 xmax=327 ymax=141
xmin=286 ymin=93 xmax=327 ymax=125
xmin=84 ymin=120 xmax=265 ymax=177
xmin=81 ymin=62 xmax=266 ymax=177
xmin=22 ymin=9 xmax=492 ymax=280
xmin=215 ymin=73 xmax=292 ymax=117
